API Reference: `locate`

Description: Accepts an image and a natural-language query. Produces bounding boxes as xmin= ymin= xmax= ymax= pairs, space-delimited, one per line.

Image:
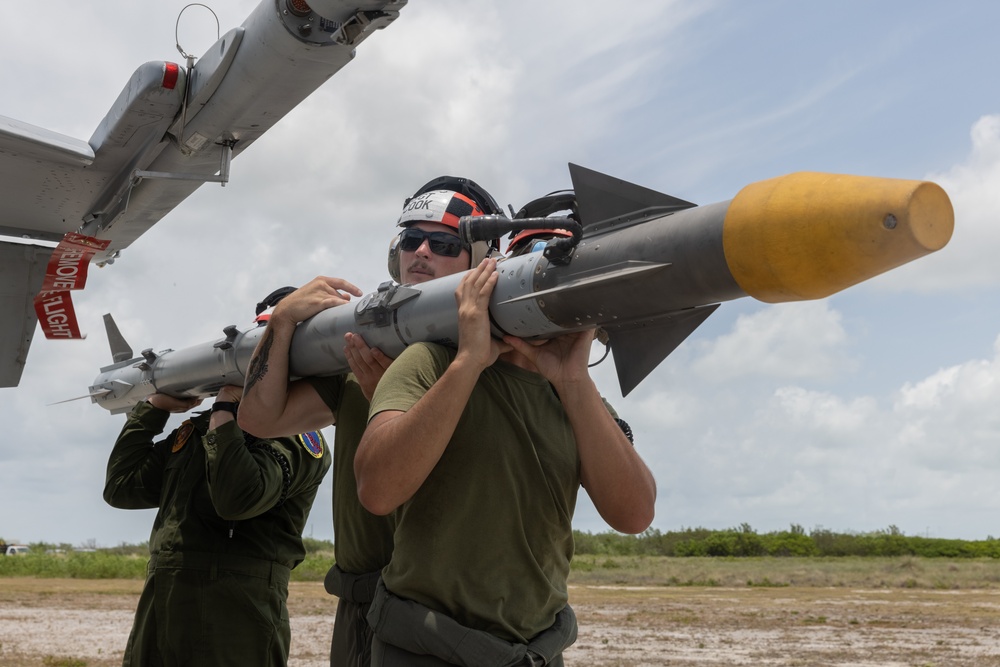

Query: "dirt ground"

xmin=2 ymin=578 xmax=1000 ymax=666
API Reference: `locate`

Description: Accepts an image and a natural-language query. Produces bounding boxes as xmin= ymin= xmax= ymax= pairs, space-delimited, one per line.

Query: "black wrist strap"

xmin=212 ymin=401 xmax=239 ymax=416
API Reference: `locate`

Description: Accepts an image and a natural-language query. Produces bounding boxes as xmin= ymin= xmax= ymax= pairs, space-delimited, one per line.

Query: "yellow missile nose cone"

xmin=722 ymin=172 xmax=954 ymax=303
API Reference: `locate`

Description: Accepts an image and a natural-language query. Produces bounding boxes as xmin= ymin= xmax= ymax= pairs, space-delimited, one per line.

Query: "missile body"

xmin=489 ymin=167 xmax=953 ymax=393
xmin=90 ymin=165 xmax=953 ymax=413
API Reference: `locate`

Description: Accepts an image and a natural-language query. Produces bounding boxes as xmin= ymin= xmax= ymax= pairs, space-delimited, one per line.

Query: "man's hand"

xmin=241 ymin=276 xmax=352 ymax=437
xmin=271 ymin=276 xmax=363 ymax=327
xmin=215 ymin=385 xmax=244 ymax=404
xmin=146 ymin=394 xmax=203 ymax=413
xmin=344 ymin=332 xmax=392 ymax=402
xmin=503 ymin=329 xmax=595 ymax=390
xmin=455 ymin=258 xmax=510 ymax=371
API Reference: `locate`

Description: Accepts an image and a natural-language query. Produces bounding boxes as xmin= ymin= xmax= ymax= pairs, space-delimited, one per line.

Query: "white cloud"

xmin=889 ymin=334 xmax=1000 ymax=471
xmin=690 ymin=301 xmax=856 ymax=382
xmin=614 ymin=326 xmax=1000 ymax=538
xmin=769 ymin=386 xmax=879 ymax=441
xmin=872 ymin=114 xmax=1000 ymax=292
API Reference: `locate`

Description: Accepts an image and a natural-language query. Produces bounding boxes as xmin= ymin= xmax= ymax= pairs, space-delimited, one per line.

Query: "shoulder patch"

xmin=172 ymin=421 xmax=195 ymax=453
xmin=296 ymin=431 xmax=326 ymax=459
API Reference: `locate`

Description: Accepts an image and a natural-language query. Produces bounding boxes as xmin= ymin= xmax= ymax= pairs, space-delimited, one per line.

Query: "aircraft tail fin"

xmin=0 ymin=240 xmax=53 ymax=388
xmin=103 ymin=313 xmax=134 ymax=363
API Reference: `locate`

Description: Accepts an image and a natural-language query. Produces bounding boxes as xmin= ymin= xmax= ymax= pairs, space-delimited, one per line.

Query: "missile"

xmin=88 ymin=164 xmax=953 ymax=413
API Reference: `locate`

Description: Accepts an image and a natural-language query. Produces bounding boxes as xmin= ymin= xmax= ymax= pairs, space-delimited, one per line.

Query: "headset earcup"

xmin=387 ymin=235 xmax=402 ymax=282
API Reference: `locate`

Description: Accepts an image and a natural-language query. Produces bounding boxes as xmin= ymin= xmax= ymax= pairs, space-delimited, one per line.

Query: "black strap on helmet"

xmin=255 ymin=286 xmax=297 ymax=316
xmin=512 ymin=190 xmax=578 ymax=228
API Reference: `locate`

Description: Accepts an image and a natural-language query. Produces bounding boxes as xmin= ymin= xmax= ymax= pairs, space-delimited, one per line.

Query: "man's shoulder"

xmin=373 ymin=343 xmax=454 ymax=407
xmin=397 ymin=341 xmax=455 ymax=365
xmin=305 ymin=373 xmax=347 ymax=392
xmin=304 ymin=374 xmax=348 ymax=413
xmin=600 ymin=396 xmax=620 ymax=420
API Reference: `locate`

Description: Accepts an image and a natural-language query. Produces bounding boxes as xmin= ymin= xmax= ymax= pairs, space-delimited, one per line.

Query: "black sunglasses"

xmin=398 ymin=228 xmax=469 ymax=257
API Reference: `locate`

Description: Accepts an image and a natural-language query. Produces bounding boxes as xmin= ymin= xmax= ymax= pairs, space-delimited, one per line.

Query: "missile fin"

xmin=606 ymin=303 xmax=719 ymax=396
xmin=569 ymin=163 xmax=697 ymax=234
xmin=103 ymin=313 xmax=134 ymax=363
xmin=497 ymin=261 xmax=671 ymax=307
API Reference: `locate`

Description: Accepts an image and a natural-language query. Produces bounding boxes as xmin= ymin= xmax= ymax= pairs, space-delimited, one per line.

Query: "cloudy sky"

xmin=2 ymin=0 xmax=999 ymax=547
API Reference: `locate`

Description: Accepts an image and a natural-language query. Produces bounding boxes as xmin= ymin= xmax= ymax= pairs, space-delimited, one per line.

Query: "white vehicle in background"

xmin=3 ymin=544 xmax=30 ymax=556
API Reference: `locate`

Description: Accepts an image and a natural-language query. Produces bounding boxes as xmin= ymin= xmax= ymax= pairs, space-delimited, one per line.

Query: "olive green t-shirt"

xmin=308 ymin=374 xmax=395 ymax=574
xmin=369 ymin=342 xmax=580 ymax=643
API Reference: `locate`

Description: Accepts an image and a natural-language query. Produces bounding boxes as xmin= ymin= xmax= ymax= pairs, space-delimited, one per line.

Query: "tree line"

xmin=572 ymin=524 xmax=1000 ymax=558
xmin=7 ymin=525 xmax=1000 ymax=563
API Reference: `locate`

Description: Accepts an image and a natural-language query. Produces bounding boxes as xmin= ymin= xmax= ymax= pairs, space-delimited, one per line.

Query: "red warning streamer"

xmin=33 ymin=233 xmax=111 ymax=339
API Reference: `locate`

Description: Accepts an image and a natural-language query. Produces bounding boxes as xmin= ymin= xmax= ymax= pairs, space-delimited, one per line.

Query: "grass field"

xmin=3 ymin=557 xmax=1000 ymax=666
xmin=569 ymin=554 xmax=1000 ymax=589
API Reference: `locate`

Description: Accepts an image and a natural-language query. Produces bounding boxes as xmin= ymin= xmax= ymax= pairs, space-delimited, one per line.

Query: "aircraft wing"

xmin=0 ymin=0 xmax=406 ymax=388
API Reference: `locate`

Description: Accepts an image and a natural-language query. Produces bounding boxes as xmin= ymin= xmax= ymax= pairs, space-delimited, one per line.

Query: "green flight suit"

xmin=104 ymin=401 xmax=331 ymax=667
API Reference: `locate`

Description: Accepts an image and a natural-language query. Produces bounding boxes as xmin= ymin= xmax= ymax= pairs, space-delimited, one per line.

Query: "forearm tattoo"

xmin=245 ymin=329 xmax=274 ymax=395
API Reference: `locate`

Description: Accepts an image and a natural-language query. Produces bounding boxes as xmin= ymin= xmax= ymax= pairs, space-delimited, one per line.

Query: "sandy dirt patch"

xmin=2 ymin=579 xmax=1000 ymax=666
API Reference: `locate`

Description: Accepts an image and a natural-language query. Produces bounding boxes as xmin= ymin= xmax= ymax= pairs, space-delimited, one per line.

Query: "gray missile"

xmin=89 ymin=164 xmax=953 ymax=413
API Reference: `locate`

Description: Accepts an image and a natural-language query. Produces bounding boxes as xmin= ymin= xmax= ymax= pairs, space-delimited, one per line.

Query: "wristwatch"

xmin=211 ymin=401 xmax=239 ymax=415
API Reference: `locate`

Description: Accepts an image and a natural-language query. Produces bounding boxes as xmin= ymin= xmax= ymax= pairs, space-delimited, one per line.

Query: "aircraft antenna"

xmin=175 ymin=3 xmax=220 ymax=62
xmin=174 ymin=4 xmax=221 ymax=143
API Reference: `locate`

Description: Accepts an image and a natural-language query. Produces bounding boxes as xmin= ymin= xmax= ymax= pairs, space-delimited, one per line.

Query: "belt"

xmin=324 ymin=564 xmax=380 ymax=604
xmin=149 ymin=550 xmax=290 ymax=586
xmin=367 ymin=578 xmax=577 ymax=666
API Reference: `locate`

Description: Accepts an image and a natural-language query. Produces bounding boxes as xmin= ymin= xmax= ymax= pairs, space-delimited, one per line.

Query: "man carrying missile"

xmin=344 ymin=181 xmax=655 ymax=664
xmin=103 ymin=291 xmax=332 ymax=667
xmin=238 ymin=176 xmax=505 ymax=667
